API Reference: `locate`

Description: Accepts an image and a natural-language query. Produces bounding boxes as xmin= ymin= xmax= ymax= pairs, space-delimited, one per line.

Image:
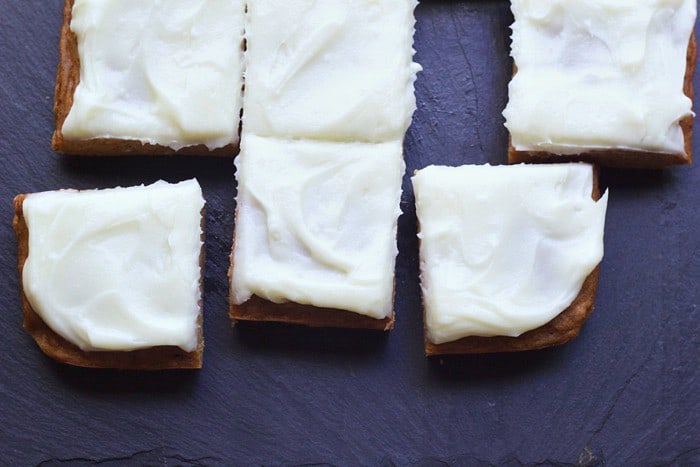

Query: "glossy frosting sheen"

xmin=22 ymin=180 xmax=205 ymax=352
xmin=62 ymin=0 xmax=244 ymax=150
xmin=243 ymin=0 xmax=421 ymax=143
xmin=412 ymin=164 xmax=608 ymax=344
xmin=504 ymin=0 xmax=696 ymax=155
xmin=232 ymin=135 xmax=404 ymax=319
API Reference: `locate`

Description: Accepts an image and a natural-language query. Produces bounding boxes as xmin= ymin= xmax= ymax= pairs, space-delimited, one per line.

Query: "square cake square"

xmin=53 ymin=0 xmax=245 ymax=155
xmin=242 ymin=0 xmax=421 ymax=143
xmin=412 ymin=163 xmax=608 ymax=355
xmin=503 ymin=0 xmax=696 ymax=168
xmin=229 ymin=134 xmax=405 ymax=329
xmin=13 ymin=180 xmax=205 ymax=369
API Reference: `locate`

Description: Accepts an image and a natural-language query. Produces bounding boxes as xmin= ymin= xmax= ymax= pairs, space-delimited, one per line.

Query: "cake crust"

xmin=13 ymin=194 xmax=204 ymax=369
xmin=508 ymin=33 xmax=696 ymax=169
xmin=52 ymin=0 xmax=238 ymax=157
xmin=423 ymin=166 xmax=603 ymax=355
xmin=227 ymin=205 xmax=395 ymax=331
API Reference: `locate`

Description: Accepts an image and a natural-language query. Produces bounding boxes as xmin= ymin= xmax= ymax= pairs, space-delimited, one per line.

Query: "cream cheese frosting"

xmin=62 ymin=0 xmax=245 ymax=150
xmin=242 ymin=0 xmax=422 ymax=143
xmin=232 ymin=134 xmax=405 ymax=319
xmin=22 ymin=180 xmax=205 ymax=352
xmin=503 ymin=0 xmax=696 ymax=155
xmin=412 ymin=164 xmax=608 ymax=344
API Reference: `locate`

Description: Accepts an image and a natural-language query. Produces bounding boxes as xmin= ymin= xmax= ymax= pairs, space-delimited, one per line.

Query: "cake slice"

xmin=242 ymin=0 xmax=421 ymax=143
xmin=13 ymin=180 xmax=206 ymax=369
xmin=229 ymin=134 xmax=405 ymax=330
xmin=504 ymin=0 xmax=697 ymax=168
xmin=53 ymin=0 xmax=245 ymax=156
xmin=412 ymin=163 xmax=608 ymax=355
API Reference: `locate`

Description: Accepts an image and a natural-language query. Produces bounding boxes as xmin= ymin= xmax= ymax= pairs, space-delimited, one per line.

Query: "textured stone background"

xmin=1 ymin=1 xmax=698 ymax=465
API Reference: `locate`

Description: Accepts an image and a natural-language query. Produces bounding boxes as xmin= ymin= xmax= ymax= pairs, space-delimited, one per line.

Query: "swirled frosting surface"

xmin=62 ymin=0 xmax=244 ymax=150
xmin=22 ymin=180 xmax=205 ymax=352
xmin=232 ymin=134 xmax=404 ymax=319
xmin=503 ymin=0 xmax=696 ymax=155
xmin=242 ymin=0 xmax=421 ymax=143
xmin=412 ymin=164 xmax=608 ymax=344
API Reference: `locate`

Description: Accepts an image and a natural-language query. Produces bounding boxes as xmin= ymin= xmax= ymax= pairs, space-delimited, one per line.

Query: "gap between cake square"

xmin=13 ymin=180 xmax=206 ymax=369
xmin=53 ymin=0 xmax=245 ymax=156
xmin=229 ymin=134 xmax=405 ymax=330
xmin=503 ymin=0 xmax=697 ymax=169
xmin=412 ymin=163 xmax=608 ymax=355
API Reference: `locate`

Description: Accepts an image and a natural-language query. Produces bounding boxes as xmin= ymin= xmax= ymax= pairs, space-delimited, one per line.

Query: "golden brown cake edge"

xmin=51 ymin=0 xmax=238 ymax=157
xmin=422 ymin=166 xmax=603 ymax=355
xmin=13 ymin=194 xmax=205 ymax=370
xmin=507 ymin=33 xmax=697 ymax=169
xmin=227 ymin=206 xmax=395 ymax=331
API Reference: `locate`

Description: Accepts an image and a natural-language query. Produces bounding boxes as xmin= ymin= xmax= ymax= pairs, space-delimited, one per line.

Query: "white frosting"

xmin=62 ymin=0 xmax=245 ymax=150
xmin=412 ymin=164 xmax=608 ymax=344
xmin=232 ymin=134 xmax=404 ymax=319
xmin=242 ymin=0 xmax=421 ymax=143
xmin=22 ymin=180 xmax=205 ymax=352
xmin=503 ymin=0 xmax=696 ymax=155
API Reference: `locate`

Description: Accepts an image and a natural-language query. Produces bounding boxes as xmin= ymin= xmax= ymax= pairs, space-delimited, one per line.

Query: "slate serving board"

xmin=1 ymin=1 xmax=698 ymax=465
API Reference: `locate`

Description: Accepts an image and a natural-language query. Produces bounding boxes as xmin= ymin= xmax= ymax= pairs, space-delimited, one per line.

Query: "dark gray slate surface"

xmin=1 ymin=1 xmax=698 ymax=465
